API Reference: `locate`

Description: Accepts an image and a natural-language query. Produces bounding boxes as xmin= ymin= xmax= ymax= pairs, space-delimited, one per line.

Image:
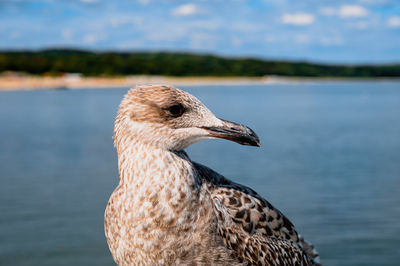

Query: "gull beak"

xmin=202 ymin=119 xmax=261 ymax=147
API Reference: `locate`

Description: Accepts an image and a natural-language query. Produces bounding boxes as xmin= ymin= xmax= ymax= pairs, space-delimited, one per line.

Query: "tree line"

xmin=0 ymin=49 xmax=399 ymax=77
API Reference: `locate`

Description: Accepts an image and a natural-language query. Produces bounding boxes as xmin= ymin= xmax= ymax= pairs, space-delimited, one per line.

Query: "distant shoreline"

xmin=1 ymin=74 xmax=399 ymax=91
xmin=2 ymin=50 xmax=400 ymax=80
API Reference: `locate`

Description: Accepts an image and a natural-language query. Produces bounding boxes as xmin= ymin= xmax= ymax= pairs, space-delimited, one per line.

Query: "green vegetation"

xmin=1 ymin=49 xmax=399 ymax=77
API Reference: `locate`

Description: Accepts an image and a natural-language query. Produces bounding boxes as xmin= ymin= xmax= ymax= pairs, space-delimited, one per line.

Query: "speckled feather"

xmin=194 ymin=162 xmax=320 ymax=265
xmin=104 ymin=85 xmax=320 ymax=265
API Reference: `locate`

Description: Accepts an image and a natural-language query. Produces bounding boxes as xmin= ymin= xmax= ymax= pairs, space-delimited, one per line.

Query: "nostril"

xmin=230 ymin=127 xmax=241 ymax=131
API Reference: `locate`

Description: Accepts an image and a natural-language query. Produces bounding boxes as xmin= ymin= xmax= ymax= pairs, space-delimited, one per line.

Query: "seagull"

xmin=105 ymin=85 xmax=320 ymax=265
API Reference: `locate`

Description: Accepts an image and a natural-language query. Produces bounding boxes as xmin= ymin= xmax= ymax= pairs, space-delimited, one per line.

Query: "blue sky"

xmin=1 ymin=0 xmax=400 ymax=64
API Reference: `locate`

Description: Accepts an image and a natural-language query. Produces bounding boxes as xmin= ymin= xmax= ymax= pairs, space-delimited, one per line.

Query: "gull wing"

xmin=193 ymin=162 xmax=320 ymax=266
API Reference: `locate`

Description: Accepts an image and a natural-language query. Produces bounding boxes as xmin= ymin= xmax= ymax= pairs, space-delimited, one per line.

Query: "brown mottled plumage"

xmin=105 ymin=85 xmax=320 ymax=265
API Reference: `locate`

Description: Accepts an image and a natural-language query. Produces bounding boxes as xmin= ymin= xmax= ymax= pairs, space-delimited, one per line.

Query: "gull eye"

xmin=167 ymin=104 xmax=185 ymax=118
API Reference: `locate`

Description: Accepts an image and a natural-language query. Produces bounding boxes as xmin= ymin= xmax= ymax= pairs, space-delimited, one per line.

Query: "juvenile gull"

xmin=105 ymin=85 xmax=320 ymax=265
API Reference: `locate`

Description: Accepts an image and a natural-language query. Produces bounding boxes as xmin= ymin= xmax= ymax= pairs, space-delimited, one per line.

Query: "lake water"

xmin=0 ymin=82 xmax=399 ymax=266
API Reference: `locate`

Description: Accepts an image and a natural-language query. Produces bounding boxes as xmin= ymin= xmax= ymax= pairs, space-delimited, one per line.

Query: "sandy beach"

xmin=1 ymin=73 xmax=398 ymax=91
xmin=0 ymin=73 xmax=274 ymax=91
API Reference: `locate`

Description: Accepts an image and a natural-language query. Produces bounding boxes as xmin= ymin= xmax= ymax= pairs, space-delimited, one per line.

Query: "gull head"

xmin=114 ymin=85 xmax=260 ymax=151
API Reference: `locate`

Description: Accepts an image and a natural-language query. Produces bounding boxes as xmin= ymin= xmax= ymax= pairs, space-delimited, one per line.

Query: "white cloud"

xmin=320 ymin=5 xmax=369 ymax=18
xmin=172 ymin=4 xmax=198 ymax=16
xmin=339 ymin=5 xmax=368 ymax=18
xmin=387 ymin=16 xmax=400 ymax=28
xmin=281 ymin=13 xmax=315 ymax=26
